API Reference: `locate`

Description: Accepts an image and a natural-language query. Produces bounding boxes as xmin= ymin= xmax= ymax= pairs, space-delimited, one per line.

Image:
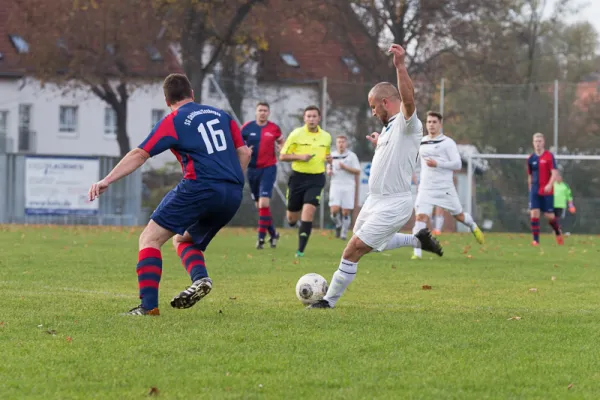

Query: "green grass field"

xmin=1 ymin=225 xmax=600 ymax=399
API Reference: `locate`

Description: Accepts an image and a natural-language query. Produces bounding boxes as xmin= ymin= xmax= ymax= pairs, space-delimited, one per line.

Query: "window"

xmin=19 ymin=104 xmax=31 ymax=128
xmin=0 ymin=111 xmax=8 ymax=136
xmin=146 ymin=45 xmax=162 ymax=61
xmin=105 ymin=108 xmax=117 ymax=135
xmin=59 ymin=106 xmax=78 ymax=133
xmin=9 ymin=34 xmax=29 ymax=54
xmin=280 ymin=53 xmax=299 ymax=67
xmin=341 ymin=56 xmax=360 ymax=74
xmin=151 ymin=109 xmax=165 ymax=128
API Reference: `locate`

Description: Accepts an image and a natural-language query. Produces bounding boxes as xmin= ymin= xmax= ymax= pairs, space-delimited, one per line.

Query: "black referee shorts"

xmin=286 ymin=171 xmax=326 ymax=212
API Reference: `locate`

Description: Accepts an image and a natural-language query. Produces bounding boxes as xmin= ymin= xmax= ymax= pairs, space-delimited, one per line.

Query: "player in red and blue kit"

xmin=527 ymin=132 xmax=563 ymax=246
xmin=241 ymin=102 xmax=284 ymax=249
xmin=88 ymin=74 xmax=251 ymax=316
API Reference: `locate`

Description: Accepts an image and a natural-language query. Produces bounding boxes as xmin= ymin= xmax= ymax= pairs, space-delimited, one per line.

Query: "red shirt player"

xmin=241 ymin=102 xmax=284 ymax=249
xmin=527 ymin=132 xmax=562 ymax=246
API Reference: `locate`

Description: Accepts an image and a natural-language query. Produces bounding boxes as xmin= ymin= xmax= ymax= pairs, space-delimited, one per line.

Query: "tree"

xmin=10 ymin=0 xmax=169 ymax=156
xmin=154 ymin=0 xmax=268 ymax=104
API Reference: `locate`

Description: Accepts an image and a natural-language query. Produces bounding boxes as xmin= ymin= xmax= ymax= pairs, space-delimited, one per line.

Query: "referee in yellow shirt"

xmin=280 ymin=105 xmax=332 ymax=257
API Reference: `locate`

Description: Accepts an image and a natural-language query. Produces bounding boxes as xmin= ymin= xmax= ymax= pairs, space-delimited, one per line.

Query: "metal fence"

xmin=0 ymin=153 xmax=142 ymax=226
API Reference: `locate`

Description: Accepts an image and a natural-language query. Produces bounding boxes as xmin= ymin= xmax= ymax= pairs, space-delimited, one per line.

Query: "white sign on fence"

xmin=25 ymin=156 xmax=100 ymax=215
xmin=359 ymin=162 xmax=370 ymax=206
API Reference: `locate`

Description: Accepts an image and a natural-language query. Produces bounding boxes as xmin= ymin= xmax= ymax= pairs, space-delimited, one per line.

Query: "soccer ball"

xmin=295 ymin=273 xmax=328 ymax=305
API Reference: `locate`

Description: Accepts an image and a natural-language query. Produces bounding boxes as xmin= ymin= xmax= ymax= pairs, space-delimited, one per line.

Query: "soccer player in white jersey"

xmin=412 ymin=111 xmax=485 ymax=259
xmin=309 ymin=44 xmax=443 ymax=309
xmin=328 ymin=135 xmax=361 ymax=240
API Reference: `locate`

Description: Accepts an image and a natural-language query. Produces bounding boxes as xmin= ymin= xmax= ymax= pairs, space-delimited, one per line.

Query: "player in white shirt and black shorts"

xmin=309 ymin=44 xmax=443 ymax=309
xmin=327 ymin=135 xmax=361 ymax=240
xmin=412 ymin=111 xmax=485 ymax=260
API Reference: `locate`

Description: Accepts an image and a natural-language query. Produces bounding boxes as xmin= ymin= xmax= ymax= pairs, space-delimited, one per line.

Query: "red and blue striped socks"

xmin=177 ymin=242 xmax=208 ymax=282
xmin=258 ymin=207 xmax=276 ymax=240
xmin=531 ymin=218 xmax=540 ymax=242
xmin=136 ymin=248 xmax=162 ymax=310
xmin=548 ymin=217 xmax=561 ymax=235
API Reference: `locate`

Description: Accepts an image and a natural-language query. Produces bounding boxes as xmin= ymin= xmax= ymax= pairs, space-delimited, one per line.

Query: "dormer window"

xmin=342 ymin=56 xmax=360 ymax=74
xmin=281 ymin=53 xmax=299 ymax=67
xmin=9 ymin=34 xmax=29 ymax=54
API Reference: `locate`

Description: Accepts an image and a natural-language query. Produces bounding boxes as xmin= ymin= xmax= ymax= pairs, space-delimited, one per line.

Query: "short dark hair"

xmin=303 ymin=105 xmax=321 ymax=116
xmin=336 ymin=135 xmax=347 ymax=140
xmin=256 ymin=102 xmax=270 ymax=109
xmin=163 ymin=73 xmax=193 ymax=104
xmin=427 ymin=111 xmax=443 ymax=121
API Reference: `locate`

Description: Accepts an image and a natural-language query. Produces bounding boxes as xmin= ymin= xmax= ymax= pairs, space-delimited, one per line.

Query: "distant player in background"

xmin=412 ymin=111 xmax=484 ymax=260
xmin=88 ymin=74 xmax=251 ymax=316
xmin=328 ymin=135 xmax=361 ymax=240
xmin=241 ymin=102 xmax=284 ymax=250
xmin=280 ymin=106 xmax=332 ymax=257
xmin=527 ymin=132 xmax=562 ymax=245
xmin=553 ymin=171 xmax=576 ymax=233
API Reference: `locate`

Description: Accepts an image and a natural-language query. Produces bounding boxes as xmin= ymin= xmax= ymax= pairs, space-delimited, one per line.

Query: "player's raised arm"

xmin=388 ymin=44 xmax=415 ymax=119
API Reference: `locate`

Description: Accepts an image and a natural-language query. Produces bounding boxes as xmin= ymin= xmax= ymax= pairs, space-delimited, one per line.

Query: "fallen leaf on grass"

xmin=0 ymin=321 xmax=4 ymax=327
xmin=422 ymin=285 xmax=432 ymax=290
xmin=226 ymin=372 xmax=230 ymax=376
xmin=568 ymin=383 xmax=574 ymax=390
xmin=218 ymin=310 xmax=223 ymax=314
xmin=466 ymin=255 xmax=473 ymax=259
xmin=462 ymin=245 xmax=471 ymax=254
xmin=507 ymin=316 xmax=521 ymax=320
xmin=529 ymin=288 xmax=537 ymax=292
xmin=148 ymin=387 xmax=160 ymax=396
xmin=292 ymin=260 xmax=299 ymax=265
xmin=66 ymin=336 xmax=72 ymax=343
xmin=391 ymin=265 xmax=397 ymax=270
xmin=46 ymin=329 xmax=57 ymax=335
xmin=551 ymin=276 xmax=556 ymax=281
xmin=229 ymin=297 xmax=237 ymax=300
xmin=554 ymin=264 xmax=559 ymax=268
xmin=247 ymin=254 xmax=253 ymax=259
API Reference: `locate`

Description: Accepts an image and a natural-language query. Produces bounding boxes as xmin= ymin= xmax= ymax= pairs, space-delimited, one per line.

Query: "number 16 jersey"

xmin=138 ymin=102 xmax=245 ymax=186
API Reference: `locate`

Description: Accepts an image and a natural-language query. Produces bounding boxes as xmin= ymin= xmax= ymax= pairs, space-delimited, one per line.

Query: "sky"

xmin=555 ymin=0 xmax=600 ymax=32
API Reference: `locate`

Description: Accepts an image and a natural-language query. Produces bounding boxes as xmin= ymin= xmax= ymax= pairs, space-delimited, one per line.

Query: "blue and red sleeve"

xmin=240 ymin=121 xmax=252 ymax=144
xmin=139 ymin=112 xmax=179 ymax=157
xmin=527 ymin=155 xmax=532 ymax=175
xmin=549 ymin=152 xmax=557 ymax=169
xmin=230 ymin=119 xmax=245 ymax=149
xmin=273 ymin=123 xmax=283 ymax=140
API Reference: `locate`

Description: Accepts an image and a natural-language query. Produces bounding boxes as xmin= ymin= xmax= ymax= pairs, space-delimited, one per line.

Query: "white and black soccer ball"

xmin=295 ymin=273 xmax=328 ymax=305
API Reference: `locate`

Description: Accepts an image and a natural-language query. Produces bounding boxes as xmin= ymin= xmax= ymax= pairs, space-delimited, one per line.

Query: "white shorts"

xmin=415 ymin=187 xmax=463 ymax=217
xmin=354 ymin=193 xmax=413 ymax=252
xmin=329 ymin=185 xmax=355 ymax=210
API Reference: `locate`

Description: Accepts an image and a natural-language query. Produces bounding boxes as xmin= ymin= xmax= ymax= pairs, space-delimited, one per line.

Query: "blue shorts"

xmin=151 ymin=180 xmax=243 ymax=250
xmin=529 ymin=192 xmax=554 ymax=213
xmin=247 ymin=165 xmax=277 ymax=201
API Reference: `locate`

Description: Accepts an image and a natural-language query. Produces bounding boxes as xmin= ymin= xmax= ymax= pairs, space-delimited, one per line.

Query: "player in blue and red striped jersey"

xmin=88 ymin=73 xmax=251 ymax=316
xmin=241 ymin=102 xmax=284 ymax=249
xmin=527 ymin=132 xmax=563 ymax=246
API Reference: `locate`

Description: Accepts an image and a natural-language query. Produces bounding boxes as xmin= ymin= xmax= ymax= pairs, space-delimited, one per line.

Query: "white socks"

xmin=459 ymin=212 xmax=477 ymax=231
xmin=323 ymin=258 xmax=357 ymax=307
xmin=413 ymin=220 xmax=427 ymax=257
xmin=384 ymin=233 xmax=420 ymax=251
xmin=341 ymin=215 xmax=351 ymax=239
xmin=434 ymin=215 xmax=444 ymax=232
xmin=331 ymin=213 xmax=342 ymax=229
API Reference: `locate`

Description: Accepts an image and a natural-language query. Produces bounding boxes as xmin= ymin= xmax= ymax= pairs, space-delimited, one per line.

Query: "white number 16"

xmin=198 ymin=118 xmax=227 ymax=154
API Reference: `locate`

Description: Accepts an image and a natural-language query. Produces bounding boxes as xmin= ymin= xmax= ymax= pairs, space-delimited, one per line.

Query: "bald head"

xmin=368 ymin=82 xmax=400 ymax=101
xmin=368 ymin=82 xmax=401 ymax=125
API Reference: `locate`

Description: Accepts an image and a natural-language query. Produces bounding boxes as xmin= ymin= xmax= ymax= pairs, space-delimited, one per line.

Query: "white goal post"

xmin=466 ymin=153 xmax=600 ymax=218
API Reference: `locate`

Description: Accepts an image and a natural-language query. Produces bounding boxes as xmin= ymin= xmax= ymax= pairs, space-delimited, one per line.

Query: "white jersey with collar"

xmin=368 ymin=110 xmax=423 ymax=196
xmin=330 ymin=149 xmax=360 ymax=188
xmin=418 ymin=133 xmax=462 ymax=191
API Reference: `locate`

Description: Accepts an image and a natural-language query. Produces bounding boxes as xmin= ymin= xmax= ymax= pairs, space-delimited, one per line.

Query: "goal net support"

xmin=466 ymin=154 xmax=600 ymax=234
